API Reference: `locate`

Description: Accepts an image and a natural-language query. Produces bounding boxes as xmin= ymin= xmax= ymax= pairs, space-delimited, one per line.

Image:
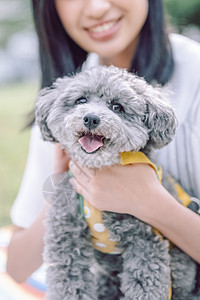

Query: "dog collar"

xmin=120 ymin=151 xmax=162 ymax=183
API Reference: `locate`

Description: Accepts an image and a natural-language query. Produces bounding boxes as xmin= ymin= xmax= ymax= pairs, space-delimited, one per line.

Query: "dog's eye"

xmin=76 ymin=97 xmax=87 ymax=105
xmin=111 ymin=103 xmax=125 ymax=113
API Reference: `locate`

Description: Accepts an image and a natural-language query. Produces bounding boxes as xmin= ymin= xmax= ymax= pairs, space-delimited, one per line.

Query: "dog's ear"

xmin=35 ymin=78 xmax=65 ymax=142
xmin=142 ymin=85 xmax=178 ymax=149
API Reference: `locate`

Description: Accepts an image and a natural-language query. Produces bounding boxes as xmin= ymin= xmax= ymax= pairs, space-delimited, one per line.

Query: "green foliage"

xmin=164 ymin=0 xmax=200 ymax=29
xmin=0 ymin=82 xmax=38 ymax=226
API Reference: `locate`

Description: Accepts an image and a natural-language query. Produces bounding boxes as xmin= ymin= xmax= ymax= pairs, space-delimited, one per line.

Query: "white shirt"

xmin=10 ymin=34 xmax=200 ymax=228
xmin=156 ymin=34 xmax=200 ymax=198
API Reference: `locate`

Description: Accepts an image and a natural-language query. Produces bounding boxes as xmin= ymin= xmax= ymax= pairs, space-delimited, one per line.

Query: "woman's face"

xmin=55 ymin=0 xmax=149 ymax=67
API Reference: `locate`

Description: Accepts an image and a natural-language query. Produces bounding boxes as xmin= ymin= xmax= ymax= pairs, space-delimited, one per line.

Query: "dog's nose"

xmin=83 ymin=114 xmax=100 ymax=130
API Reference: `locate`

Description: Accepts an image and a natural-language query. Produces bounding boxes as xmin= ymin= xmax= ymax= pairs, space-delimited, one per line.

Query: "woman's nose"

xmin=83 ymin=0 xmax=111 ymax=19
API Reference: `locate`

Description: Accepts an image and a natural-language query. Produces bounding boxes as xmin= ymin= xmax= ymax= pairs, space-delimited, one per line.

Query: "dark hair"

xmin=32 ymin=0 xmax=87 ymax=88
xmin=32 ymin=0 xmax=174 ymax=88
xmin=131 ymin=0 xmax=174 ymax=85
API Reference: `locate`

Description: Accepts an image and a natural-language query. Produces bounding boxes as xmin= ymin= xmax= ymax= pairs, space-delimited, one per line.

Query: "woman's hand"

xmin=69 ymin=160 xmax=200 ymax=262
xmin=68 ymin=160 xmax=163 ymax=222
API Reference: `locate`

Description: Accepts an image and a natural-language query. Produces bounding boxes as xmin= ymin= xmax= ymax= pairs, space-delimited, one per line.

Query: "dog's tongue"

xmin=78 ymin=133 xmax=104 ymax=153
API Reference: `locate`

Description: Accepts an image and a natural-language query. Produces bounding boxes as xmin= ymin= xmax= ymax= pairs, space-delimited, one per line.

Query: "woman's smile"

xmin=86 ymin=18 xmax=122 ymax=41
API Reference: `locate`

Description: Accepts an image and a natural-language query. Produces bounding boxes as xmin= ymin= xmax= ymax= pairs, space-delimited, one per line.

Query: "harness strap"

xmin=169 ymin=177 xmax=200 ymax=214
xmin=120 ymin=151 xmax=162 ymax=182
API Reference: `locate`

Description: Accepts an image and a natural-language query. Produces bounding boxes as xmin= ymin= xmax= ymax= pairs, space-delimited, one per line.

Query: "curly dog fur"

xmin=35 ymin=66 xmax=198 ymax=300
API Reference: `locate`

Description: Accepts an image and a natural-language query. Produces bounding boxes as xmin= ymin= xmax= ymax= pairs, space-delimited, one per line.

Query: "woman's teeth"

xmin=90 ymin=21 xmax=116 ymax=33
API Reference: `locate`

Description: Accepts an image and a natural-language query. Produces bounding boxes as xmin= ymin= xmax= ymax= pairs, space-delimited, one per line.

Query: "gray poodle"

xmin=35 ymin=66 xmax=198 ymax=300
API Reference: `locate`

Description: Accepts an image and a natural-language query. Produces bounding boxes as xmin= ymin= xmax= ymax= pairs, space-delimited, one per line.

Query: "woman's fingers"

xmin=69 ymin=160 xmax=96 ymax=185
xmin=69 ymin=177 xmax=88 ymax=199
xmin=68 ymin=160 xmax=103 ymax=206
xmin=68 ymin=161 xmax=160 ymax=215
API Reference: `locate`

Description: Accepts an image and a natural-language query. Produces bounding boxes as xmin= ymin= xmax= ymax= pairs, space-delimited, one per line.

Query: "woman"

xmin=7 ymin=0 xmax=200 ymax=292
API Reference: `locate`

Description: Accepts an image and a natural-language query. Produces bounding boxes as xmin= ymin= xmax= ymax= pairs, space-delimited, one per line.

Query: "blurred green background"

xmin=0 ymin=83 xmax=38 ymax=226
xmin=164 ymin=0 xmax=200 ymax=29
xmin=0 ymin=0 xmax=39 ymax=226
xmin=0 ymin=0 xmax=200 ymax=227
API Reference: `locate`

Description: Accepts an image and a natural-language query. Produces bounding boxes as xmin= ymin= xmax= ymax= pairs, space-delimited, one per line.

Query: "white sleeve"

xmin=10 ymin=125 xmax=55 ymax=229
xmin=157 ymin=83 xmax=200 ymax=199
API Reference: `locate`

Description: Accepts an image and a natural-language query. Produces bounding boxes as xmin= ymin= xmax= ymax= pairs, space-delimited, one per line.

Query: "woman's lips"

xmin=86 ymin=18 xmax=122 ymax=41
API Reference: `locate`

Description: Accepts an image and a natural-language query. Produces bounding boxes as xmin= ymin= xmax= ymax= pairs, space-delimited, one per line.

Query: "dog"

xmin=35 ymin=66 xmax=198 ymax=300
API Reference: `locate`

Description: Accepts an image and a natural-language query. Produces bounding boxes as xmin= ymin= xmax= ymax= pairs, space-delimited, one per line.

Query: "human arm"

xmin=6 ymin=127 xmax=59 ymax=282
xmin=7 ymin=204 xmax=48 ymax=283
xmin=7 ymin=143 xmax=70 ymax=283
xmin=68 ymin=160 xmax=200 ymax=263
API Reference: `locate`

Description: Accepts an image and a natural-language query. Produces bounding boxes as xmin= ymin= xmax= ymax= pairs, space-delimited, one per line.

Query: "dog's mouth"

xmin=78 ymin=132 xmax=105 ymax=154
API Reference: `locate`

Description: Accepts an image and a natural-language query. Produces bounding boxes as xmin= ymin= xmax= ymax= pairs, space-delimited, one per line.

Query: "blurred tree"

xmin=164 ymin=0 xmax=200 ymax=30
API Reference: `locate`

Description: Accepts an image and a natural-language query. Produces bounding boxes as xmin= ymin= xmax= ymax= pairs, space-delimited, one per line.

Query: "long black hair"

xmin=32 ymin=0 xmax=174 ymax=88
